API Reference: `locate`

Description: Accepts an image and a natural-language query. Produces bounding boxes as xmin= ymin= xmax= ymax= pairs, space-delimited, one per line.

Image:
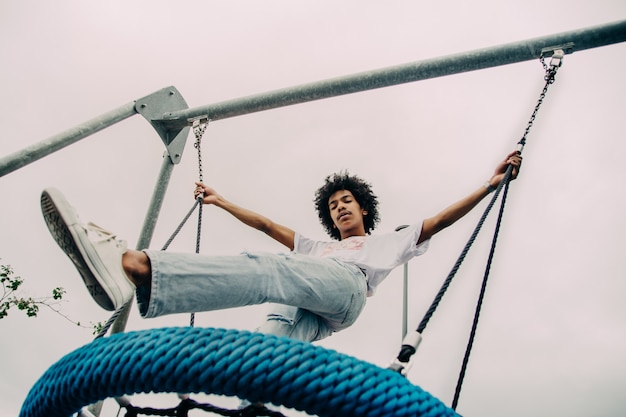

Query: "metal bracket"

xmin=136 ymin=87 xmax=190 ymax=164
xmin=540 ymin=42 xmax=575 ymax=58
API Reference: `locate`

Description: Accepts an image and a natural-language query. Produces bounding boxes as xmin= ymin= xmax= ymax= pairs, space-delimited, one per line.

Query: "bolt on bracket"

xmin=136 ymin=87 xmax=190 ymax=164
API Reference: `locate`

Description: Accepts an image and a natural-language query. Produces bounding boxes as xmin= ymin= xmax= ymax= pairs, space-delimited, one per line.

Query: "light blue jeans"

xmin=137 ymin=250 xmax=368 ymax=343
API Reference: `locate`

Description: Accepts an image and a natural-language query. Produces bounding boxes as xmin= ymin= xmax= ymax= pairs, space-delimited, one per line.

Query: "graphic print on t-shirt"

xmin=320 ymin=236 xmax=366 ymax=257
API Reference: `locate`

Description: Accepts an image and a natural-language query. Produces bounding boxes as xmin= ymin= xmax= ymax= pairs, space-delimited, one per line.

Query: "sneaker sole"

xmin=41 ymin=188 xmax=116 ymax=311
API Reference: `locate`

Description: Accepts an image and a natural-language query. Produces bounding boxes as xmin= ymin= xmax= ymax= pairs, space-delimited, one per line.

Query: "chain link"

xmin=192 ymin=119 xmax=208 ymax=183
xmin=518 ymin=52 xmax=562 ymax=150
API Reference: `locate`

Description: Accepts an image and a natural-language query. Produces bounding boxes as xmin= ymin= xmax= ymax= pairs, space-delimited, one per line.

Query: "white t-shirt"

xmin=294 ymin=223 xmax=429 ymax=296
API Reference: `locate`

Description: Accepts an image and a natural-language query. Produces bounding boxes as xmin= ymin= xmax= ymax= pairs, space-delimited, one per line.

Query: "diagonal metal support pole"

xmin=0 ymin=102 xmax=137 ymax=177
xmin=0 ymin=87 xmax=190 ymax=177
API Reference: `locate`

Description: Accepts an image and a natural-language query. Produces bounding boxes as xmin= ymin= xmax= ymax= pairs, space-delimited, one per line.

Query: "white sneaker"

xmin=40 ymin=188 xmax=135 ymax=311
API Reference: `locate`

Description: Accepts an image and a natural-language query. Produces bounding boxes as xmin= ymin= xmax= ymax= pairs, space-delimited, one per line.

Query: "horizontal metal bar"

xmin=0 ymin=101 xmax=138 ymax=177
xmin=1 ymin=20 xmax=624 ymax=179
xmin=160 ymin=19 xmax=626 ymax=128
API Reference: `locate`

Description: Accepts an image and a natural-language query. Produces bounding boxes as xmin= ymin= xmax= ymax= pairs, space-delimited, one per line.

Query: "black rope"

xmin=160 ymin=200 xmax=202 ymax=251
xmin=121 ymin=398 xmax=287 ymax=417
xmin=93 ymin=301 xmax=130 ymax=339
xmin=390 ymin=165 xmax=513 ymax=368
xmin=390 ymin=51 xmax=563 ymax=409
xmin=451 ymin=165 xmax=513 ymax=410
xmin=415 ymin=53 xmax=560 ymax=338
xmin=416 ymin=176 xmax=507 ymax=335
xmin=450 ymin=58 xmax=562 ymax=407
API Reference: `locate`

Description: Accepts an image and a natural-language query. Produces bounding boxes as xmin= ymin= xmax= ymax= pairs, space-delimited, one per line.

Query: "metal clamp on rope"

xmin=549 ymin=49 xmax=565 ymax=68
xmin=388 ymin=331 xmax=423 ymax=376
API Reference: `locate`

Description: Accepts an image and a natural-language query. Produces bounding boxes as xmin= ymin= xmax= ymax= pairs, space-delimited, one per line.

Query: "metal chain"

xmin=518 ymin=50 xmax=563 ymax=150
xmin=193 ymin=119 xmax=208 ymax=183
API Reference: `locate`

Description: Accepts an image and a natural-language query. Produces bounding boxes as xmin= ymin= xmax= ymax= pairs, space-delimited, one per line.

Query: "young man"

xmin=41 ymin=151 xmax=521 ymax=343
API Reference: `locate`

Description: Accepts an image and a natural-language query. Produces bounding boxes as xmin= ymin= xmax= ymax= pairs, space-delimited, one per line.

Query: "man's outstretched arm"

xmin=418 ymin=151 xmax=522 ymax=244
xmin=195 ymin=182 xmax=296 ymax=250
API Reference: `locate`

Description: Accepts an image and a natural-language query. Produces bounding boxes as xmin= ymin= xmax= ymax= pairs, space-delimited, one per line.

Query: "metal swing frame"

xmin=1 ymin=19 xmax=625 ymax=338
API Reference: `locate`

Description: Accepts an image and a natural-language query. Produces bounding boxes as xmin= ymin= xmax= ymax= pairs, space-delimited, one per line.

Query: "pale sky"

xmin=1 ymin=1 xmax=626 ymax=416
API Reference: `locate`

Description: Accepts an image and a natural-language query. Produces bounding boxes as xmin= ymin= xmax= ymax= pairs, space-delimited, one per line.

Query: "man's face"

xmin=328 ymin=189 xmax=368 ymax=239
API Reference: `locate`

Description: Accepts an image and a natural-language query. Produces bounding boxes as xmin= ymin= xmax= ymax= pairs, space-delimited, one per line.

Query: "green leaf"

xmin=52 ymin=287 xmax=66 ymax=300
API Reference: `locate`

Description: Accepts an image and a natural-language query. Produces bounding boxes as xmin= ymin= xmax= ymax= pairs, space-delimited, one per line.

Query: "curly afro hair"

xmin=314 ymin=171 xmax=380 ymax=240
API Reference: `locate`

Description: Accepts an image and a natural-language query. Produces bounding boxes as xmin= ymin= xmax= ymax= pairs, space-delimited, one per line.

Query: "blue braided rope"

xmin=21 ymin=327 xmax=458 ymax=417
